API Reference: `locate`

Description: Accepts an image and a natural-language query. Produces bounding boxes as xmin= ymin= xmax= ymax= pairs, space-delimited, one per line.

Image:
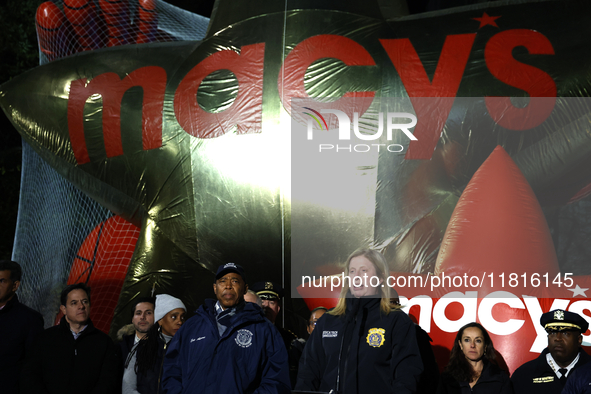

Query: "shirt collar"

xmin=71 ymin=324 xmax=88 ymax=340
xmin=215 ymin=301 xmax=224 ymax=315
xmin=546 ymin=351 xmax=580 ymax=378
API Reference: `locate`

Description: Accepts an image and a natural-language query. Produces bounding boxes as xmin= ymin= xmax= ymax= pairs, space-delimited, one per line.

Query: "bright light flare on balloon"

xmin=194 ymin=129 xmax=288 ymax=193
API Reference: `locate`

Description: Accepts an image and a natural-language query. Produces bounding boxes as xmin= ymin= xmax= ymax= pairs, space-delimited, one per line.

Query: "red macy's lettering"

xmin=68 ymin=66 xmax=166 ymax=165
xmin=380 ymin=34 xmax=476 ymax=159
xmin=174 ymin=43 xmax=265 ymax=139
xmin=67 ymin=30 xmax=556 ymax=165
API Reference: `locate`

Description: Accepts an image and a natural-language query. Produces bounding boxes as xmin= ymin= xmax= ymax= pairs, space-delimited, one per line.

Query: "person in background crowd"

xmin=118 ymin=323 xmax=136 ymax=341
xmin=244 ymin=289 xmax=263 ymax=307
xmin=21 ymin=283 xmax=120 ymax=394
xmin=118 ymin=297 xmax=155 ymax=364
xmin=511 ymin=309 xmax=590 ymax=394
xmin=306 ymin=306 xmax=327 ymax=336
xmin=0 ymin=260 xmax=44 ymax=394
xmin=436 ymin=322 xmax=512 ymax=394
xmin=251 ymin=281 xmax=308 ymax=338
xmin=251 ymin=281 xmax=283 ymax=324
xmin=251 ymin=280 xmax=305 ymax=388
xmin=162 ymin=262 xmax=290 ymax=393
xmin=296 ymin=248 xmax=423 ymax=394
xmin=123 ymin=294 xmax=186 ymax=394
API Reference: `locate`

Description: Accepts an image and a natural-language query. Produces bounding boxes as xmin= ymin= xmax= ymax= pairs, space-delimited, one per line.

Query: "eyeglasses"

xmin=308 ymin=321 xmax=317 ymax=327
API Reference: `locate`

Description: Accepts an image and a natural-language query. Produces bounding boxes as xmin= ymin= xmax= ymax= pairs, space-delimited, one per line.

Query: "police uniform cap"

xmin=540 ymin=309 xmax=589 ymax=333
xmin=251 ymin=281 xmax=284 ymax=300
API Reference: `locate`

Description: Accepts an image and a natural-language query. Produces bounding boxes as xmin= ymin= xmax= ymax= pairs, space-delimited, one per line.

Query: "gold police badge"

xmin=366 ymin=328 xmax=386 ymax=347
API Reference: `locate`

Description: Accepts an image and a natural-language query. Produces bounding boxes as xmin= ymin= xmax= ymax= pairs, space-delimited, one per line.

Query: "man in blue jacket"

xmin=162 ymin=262 xmax=291 ymax=394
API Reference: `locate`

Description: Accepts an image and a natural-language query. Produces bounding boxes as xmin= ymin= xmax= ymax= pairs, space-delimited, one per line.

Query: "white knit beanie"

xmin=154 ymin=294 xmax=186 ymax=322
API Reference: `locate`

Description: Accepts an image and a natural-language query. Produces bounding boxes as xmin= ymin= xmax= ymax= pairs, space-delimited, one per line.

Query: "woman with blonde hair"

xmin=295 ymin=248 xmax=423 ymax=394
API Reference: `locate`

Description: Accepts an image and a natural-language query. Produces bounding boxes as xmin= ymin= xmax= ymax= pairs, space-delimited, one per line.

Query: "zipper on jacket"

xmin=157 ymin=342 xmax=168 ymax=394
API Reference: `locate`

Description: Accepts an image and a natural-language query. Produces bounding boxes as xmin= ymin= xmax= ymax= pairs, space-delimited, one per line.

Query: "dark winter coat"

xmin=119 ymin=333 xmax=136 ymax=365
xmin=562 ymin=361 xmax=591 ymax=394
xmin=162 ymin=299 xmax=291 ymax=394
xmin=415 ymin=324 xmax=440 ymax=394
xmin=436 ymin=361 xmax=513 ymax=394
xmin=0 ymin=294 xmax=44 ymax=394
xmin=20 ymin=316 xmax=121 ymax=394
xmin=295 ymin=296 xmax=423 ymax=394
xmin=511 ymin=348 xmax=591 ymax=394
xmin=135 ymin=335 xmax=168 ymax=394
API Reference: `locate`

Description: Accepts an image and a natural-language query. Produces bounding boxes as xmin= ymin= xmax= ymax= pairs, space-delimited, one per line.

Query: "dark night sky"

xmin=170 ymin=0 xmax=214 ymax=17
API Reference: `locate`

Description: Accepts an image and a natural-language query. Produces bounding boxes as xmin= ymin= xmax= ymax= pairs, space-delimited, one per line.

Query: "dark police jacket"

xmin=0 ymin=294 xmax=44 ymax=394
xmin=162 ymin=299 xmax=291 ymax=394
xmin=436 ymin=361 xmax=513 ymax=394
xmin=295 ymin=296 xmax=423 ymax=394
xmin=511 ymin=348 xmax=591 ymax=394
xmin=562 ymin=361 xmax=591 ymax=394
xmin=20 ymin=316 xmax=121 ymax=394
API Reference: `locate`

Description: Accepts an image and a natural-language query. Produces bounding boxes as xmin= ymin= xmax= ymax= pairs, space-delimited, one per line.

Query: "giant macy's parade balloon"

xmin=2 ymin=0 xmax=591 ymax=373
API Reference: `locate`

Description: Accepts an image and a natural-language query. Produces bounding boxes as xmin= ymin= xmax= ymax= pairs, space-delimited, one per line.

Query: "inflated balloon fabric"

xmin=435 ymin=145 xmax=560 ymax=284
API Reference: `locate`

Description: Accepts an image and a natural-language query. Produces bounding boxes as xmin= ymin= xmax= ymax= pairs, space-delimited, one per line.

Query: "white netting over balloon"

xmin=35 ymin=0 xmax=208 ymax=63
xmin=15 ymin=0 xmax=208 ymax=329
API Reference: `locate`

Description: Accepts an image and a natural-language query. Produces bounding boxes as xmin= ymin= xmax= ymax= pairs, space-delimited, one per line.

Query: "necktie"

xmin=558 ymin=368 xmax=568 ymax=384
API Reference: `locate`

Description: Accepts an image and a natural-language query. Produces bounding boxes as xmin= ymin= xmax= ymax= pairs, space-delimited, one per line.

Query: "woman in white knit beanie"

xmin=154 ymin=294 xmax=186 ymax=337
xmin=123 ymin=294 xmax=186 ymax=394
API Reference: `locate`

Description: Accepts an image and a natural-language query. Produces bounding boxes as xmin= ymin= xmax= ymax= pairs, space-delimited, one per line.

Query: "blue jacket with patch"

xmin=295 ymin=296 xmax=423 ymax=394
xmin=161 ymin=299 xmax=290 ymax=394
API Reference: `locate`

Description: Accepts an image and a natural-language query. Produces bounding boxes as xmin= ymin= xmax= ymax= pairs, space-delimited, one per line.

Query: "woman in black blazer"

xmin=437 ymin=322 xmax=513 ymax=394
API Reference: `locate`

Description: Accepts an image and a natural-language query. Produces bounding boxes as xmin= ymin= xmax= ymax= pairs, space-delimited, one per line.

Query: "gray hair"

xmin=245 ymin=289 xmax=263 ymax=307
